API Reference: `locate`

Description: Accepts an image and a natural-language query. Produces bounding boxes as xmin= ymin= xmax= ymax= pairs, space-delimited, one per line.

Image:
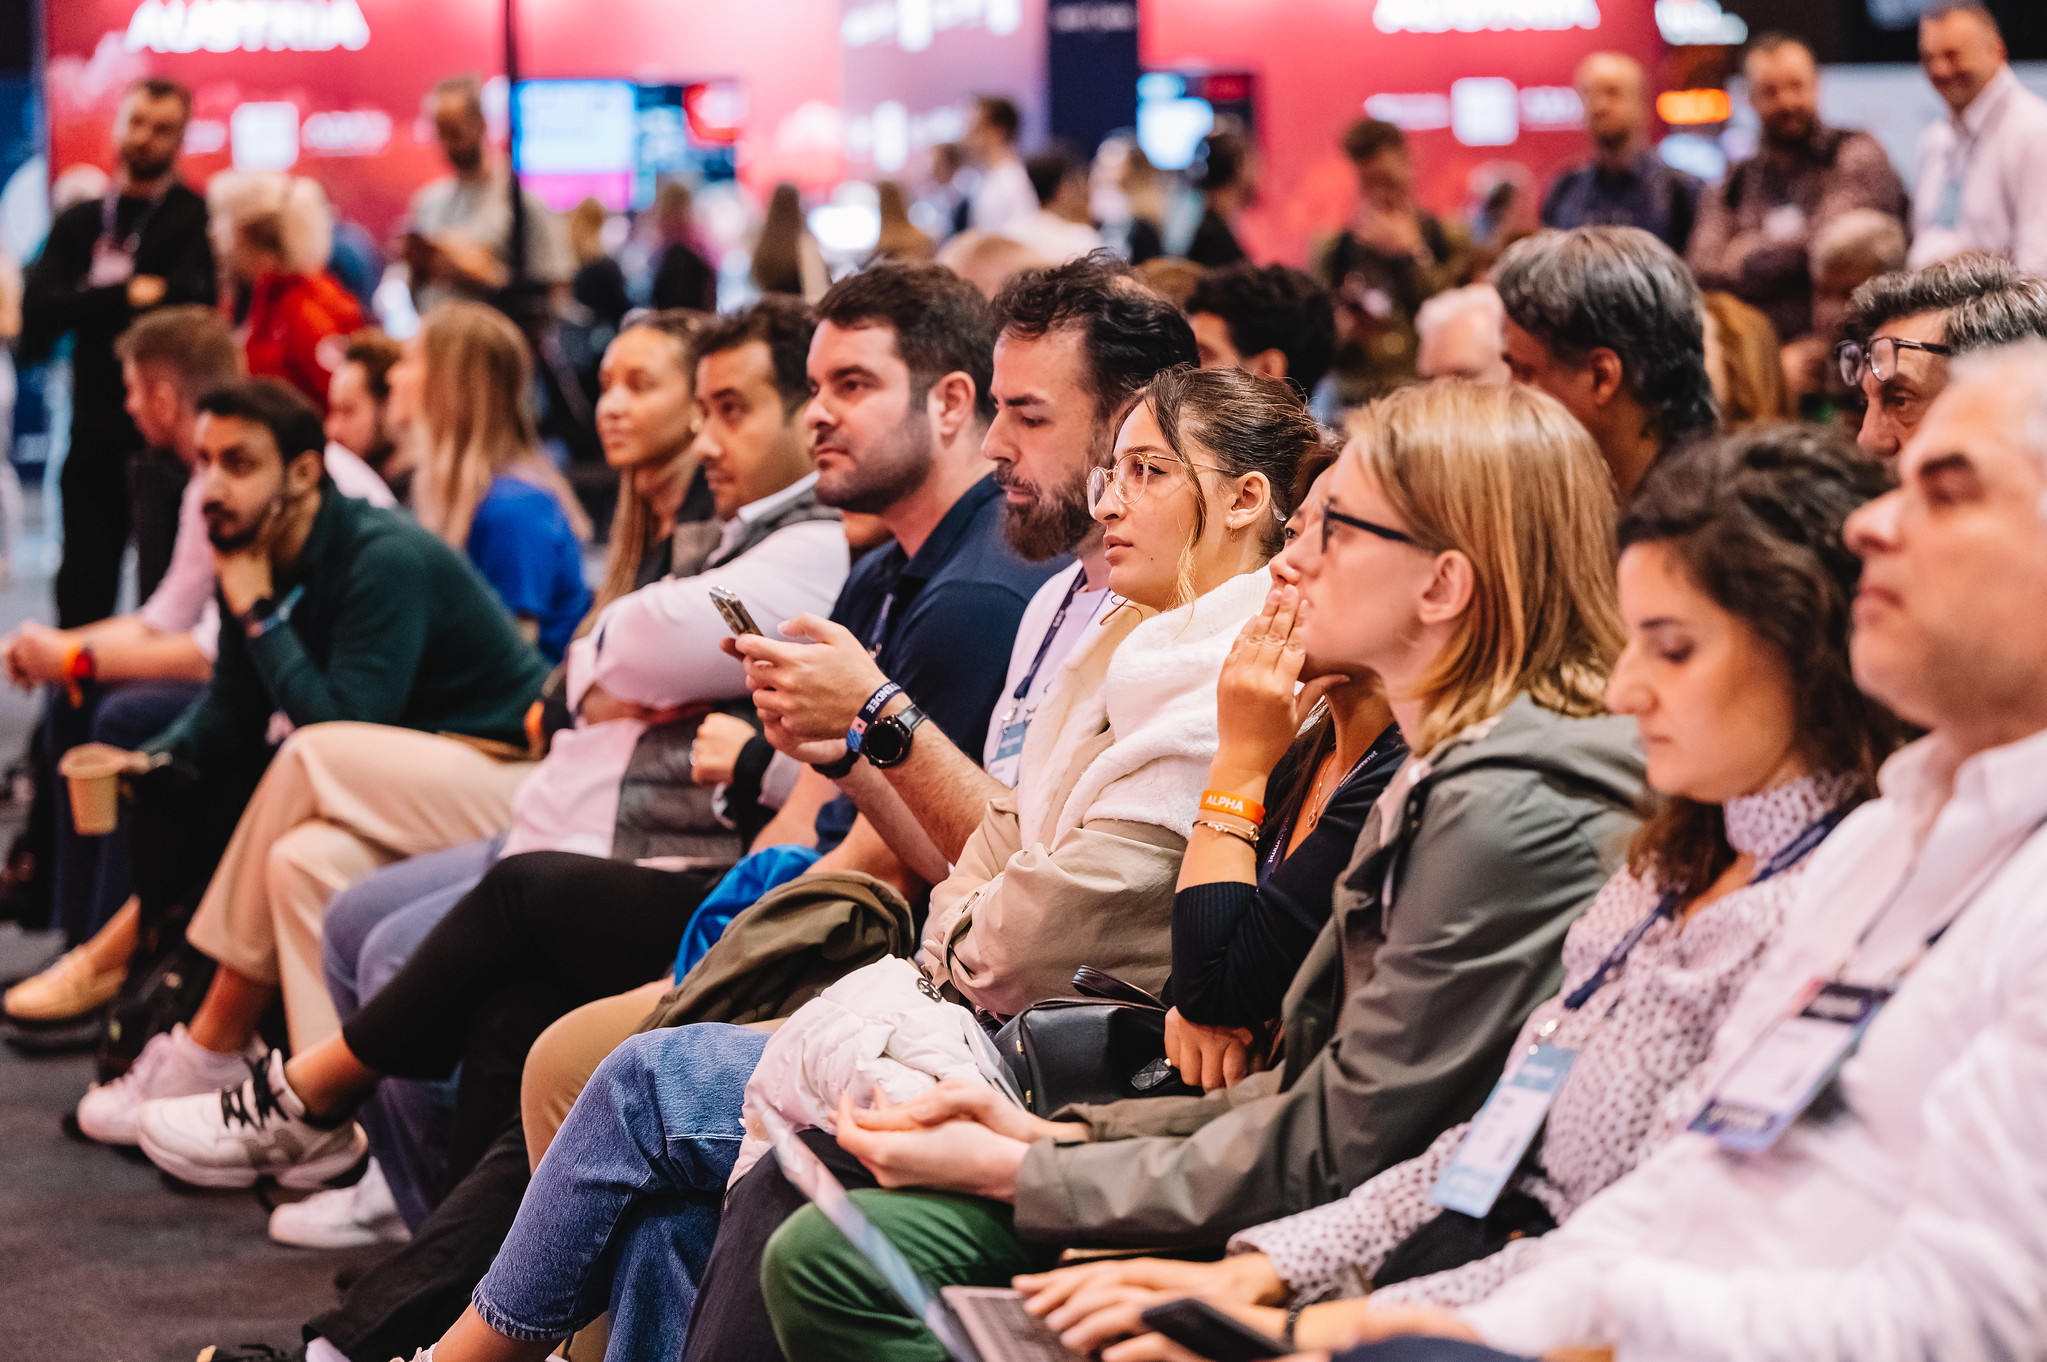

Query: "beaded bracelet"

xmin=1194 ymin=817 xmax=1260 ymax=847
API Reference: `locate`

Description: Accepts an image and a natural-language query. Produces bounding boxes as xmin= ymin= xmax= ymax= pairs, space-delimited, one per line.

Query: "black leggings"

xmin=339 ymin=849 xmax=718 ymax=1182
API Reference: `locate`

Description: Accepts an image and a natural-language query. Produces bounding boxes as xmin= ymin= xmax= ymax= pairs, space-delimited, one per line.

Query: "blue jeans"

xmin=47 ymin=678 xmax=204 ymax=943
xmin=323 ymin=836 xmax=500 ymax=1228
xmin=471 ymin=1022 xmax=769 ymax=1361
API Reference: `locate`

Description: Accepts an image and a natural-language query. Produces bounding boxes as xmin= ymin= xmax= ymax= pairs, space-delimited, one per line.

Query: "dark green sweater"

xmin=148 ymin=484 xmax=549 ymax=781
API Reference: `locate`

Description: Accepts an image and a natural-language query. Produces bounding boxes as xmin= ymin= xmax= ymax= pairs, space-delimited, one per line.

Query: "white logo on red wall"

xmin=1372 ymin=0 xmax=1600 ymax=33
xmin=124 ymin=0 xmax=371 ymax=55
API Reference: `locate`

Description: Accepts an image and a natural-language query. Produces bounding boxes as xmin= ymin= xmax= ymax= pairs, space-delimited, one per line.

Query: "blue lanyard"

xmin=1007 ymin=572 xmax=1087 ymax=711
xmin=1562 ymin=806 xmax=1847 ymax=1013
xmin=1257 ymin=724 xmax=1406 ymax=884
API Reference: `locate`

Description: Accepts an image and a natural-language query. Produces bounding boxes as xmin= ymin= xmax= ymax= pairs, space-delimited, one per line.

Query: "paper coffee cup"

xmin=59 ymin=746 xmax=128 ymax=836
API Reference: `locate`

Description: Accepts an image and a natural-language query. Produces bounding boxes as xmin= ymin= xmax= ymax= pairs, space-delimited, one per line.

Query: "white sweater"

xmin=1461 ymin=723 xmax=2047 ymax=1362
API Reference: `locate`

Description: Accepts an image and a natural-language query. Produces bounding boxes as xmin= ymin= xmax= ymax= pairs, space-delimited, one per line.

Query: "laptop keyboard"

xmin=951 ymin=1290 xmax=1081 ymax=1362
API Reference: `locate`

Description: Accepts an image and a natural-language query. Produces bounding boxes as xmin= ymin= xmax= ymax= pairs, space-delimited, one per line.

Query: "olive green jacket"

xmin=1011 ymin=696 xmax=1645 ymax=1247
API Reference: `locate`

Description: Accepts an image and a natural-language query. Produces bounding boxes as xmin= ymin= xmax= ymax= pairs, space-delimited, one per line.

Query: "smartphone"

xmin=708 ymin=586 xmax=763 ymax=637
xmin=1139 ymin=1298 xmax=1289 ymax=1362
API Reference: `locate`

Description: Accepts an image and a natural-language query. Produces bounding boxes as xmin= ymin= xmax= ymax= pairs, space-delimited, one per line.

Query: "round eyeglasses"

xmin=1835 ymin=335 xmax=1954 ymax=388
xmin=1086 ymin=452 xmax=1225 ymax=515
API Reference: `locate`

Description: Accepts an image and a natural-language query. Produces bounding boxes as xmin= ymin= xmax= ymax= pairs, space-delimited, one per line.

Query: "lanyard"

xmin=1000 ymin=572 xmax=1088 ymax=725
xmin=100 ymin=187 xmax=168 ymax=256
xmin=1562 ymin=806 xmax=1847 ymax=1013
xmin=1259 ymin=724 xmax=1405 ymax=884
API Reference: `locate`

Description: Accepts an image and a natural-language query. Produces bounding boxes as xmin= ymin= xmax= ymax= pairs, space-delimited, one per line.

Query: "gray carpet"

xmin=0 ymin=500 xmax=393 ymax=1362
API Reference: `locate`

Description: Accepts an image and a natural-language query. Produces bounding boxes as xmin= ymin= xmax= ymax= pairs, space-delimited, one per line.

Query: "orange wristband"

xmin=1200 ymin=789 xmax=1265 ymax=824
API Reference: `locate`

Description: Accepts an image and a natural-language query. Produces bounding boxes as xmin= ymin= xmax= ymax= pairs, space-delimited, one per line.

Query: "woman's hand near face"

xmin=1213 ymin=583 xmax=1347 ymax=789
xmin=1163 ymin=1007 xmax=1257 ymax=1092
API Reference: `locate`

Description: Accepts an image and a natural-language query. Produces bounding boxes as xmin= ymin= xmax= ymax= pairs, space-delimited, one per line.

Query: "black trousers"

xmin=339 ymin=850 xmax=717 ymax=1194
xmin=54 ymin=425 xmax=183 ymax=627
xmin=680 ymin=1129 xmax=879 ymax=1362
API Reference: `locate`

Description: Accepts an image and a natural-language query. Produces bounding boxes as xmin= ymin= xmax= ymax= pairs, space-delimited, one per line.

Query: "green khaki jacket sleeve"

xmin=1012 ymin=745 xmax=1638 ymax=1247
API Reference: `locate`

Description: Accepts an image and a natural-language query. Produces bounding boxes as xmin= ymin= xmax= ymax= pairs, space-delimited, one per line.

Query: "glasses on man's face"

xmin=1320 ymin=501 xmax=1419 ymax=556
xmin=1835 ymin=335 xmax=1954 ymax=388
xmin=1086 ymin=451 xmax=1223 ymax=515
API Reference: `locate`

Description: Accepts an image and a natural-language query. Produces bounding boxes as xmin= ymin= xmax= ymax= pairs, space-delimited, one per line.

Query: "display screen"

xmin=514 ymin=78 xmax=741 ymax=212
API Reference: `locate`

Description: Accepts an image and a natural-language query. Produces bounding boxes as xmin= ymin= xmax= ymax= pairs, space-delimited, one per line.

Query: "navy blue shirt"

xmin=1541 ymin=150 xmax=1702 ymax=255
xmin=811 ymin=476 xmax=1067 ymax=848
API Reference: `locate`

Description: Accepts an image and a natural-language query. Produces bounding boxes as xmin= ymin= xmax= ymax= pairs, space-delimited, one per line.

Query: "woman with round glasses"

xmin=756 ymin=379 xmax=1647 ymax=1362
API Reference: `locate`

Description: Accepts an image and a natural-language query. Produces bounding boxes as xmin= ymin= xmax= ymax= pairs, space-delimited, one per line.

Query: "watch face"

xmin=863 ymin=712 xmax=917 ymax=767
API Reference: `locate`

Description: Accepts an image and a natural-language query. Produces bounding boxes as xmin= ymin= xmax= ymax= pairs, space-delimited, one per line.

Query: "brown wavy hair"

xmin=1619 ymin=422 xmax=1901 ymax=894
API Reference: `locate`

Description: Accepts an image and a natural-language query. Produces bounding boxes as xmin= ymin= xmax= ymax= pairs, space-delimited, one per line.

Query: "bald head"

xmin=1920 ymin=4 xmax=2007 ymax=116
xmin=1575 ymin=53 xmax=1649 ymax=156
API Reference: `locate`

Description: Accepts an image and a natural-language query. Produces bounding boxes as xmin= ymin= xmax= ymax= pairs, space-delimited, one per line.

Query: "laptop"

xmin=761 ymin=1106 xmax=1085 ymax=1362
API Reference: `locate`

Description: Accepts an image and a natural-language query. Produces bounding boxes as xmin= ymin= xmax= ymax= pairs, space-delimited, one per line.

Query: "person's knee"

xmin=761 ymin=1203 xmax=854 ymax=1310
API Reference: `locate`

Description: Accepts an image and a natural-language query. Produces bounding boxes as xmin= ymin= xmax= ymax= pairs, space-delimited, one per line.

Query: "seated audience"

xmin=1185 ymin=263 xmax=1339 ymax=399
xmin=750 ymin=377 xmax=1645 ymax=1356
xmin=1781 ymin=208 xmax=1908 ymax=407
xmin=412 ymin=359 xmax=1310 ymax=1362
xmin=1282 ymin=338 xmax=2047 ymax=1361
xmin=319 ymin=328 xmax=402 ymax=508
xmin=1016 ymin=421 xmax=1898 ymax=1354
xmin=1 ymin=308 xmax=238 ymax=1015
xmin=69 ymin=377 xmax=549 ymax=1147
xmin=178 ymin=260 xmax=1080 ymax=1362
xmin=1496 ymin=225 xmax=1720 ymax=498
xmin=396 ymin=301 xmax=593 ymax=663
xmin=1414 ymin=284 xmax=1510 ymax=384
xmin=1837 ymin=252 xmax=2047 ymax=457
xmin=208 ymin=170 xmax=366 ymax=414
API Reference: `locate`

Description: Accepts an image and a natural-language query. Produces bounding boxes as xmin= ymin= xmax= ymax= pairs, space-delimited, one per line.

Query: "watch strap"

xmin=811 ymin=746 xmax=860 ymax=780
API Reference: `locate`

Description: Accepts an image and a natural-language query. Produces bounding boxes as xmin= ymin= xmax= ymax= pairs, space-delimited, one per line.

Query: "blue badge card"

xmin=1690 ymin=981 xmax=1887 ymax=1153
xmin=1429 ymin=1044 xmax=1577 ymax=1218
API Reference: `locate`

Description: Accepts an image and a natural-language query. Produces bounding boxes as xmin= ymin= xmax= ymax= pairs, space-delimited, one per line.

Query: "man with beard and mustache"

xmin=23 ymin=77 xmax=216 ymax=627
xmin=1688 ymin=33 xmax=1908 ymax=344
xmin=62 ymin=376 xmax=546 ymax=1147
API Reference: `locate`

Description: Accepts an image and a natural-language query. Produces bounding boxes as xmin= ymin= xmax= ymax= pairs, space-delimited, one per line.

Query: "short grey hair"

xmin=1809 ymin=209 xmax=1906 ymax=283
xmin=1416 ymin=283 xmax=1506 ymax=346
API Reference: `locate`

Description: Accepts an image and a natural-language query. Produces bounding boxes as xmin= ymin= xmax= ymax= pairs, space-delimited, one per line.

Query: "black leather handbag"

xmin=993 ymin=967 xmax=1203 ymax=1116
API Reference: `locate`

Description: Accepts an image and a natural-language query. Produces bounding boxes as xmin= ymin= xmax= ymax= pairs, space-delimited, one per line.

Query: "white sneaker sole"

xmin=268 ymin=1214 xmax=412 ymax=1250
xmin=139 ymin=1123 xmax=368 ymax=1191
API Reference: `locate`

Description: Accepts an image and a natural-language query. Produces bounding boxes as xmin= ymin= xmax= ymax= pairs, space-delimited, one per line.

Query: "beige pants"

xmin=520 ymin=979 xmax=670 ymax=1169
xmin=185 ymin=721 xmax=535 ymax=1052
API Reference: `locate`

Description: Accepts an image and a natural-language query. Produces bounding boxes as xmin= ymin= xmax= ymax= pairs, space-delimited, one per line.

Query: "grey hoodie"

xmin=1011 ymin=694 xmax=1645 ymax=1247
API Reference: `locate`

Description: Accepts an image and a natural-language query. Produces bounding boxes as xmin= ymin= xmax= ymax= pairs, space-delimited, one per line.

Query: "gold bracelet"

xmin=1194 ymin=817 xmax=1260 ymax=847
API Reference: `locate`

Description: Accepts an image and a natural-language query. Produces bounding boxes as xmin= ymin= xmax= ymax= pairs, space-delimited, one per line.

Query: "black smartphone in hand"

xmin=1140 ymin=1297 xmax=1289 ymax=1361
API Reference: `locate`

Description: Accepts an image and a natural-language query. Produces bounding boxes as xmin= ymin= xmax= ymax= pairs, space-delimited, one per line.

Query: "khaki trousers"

xmin=184 ymin=722 xmax=535 ymax=1052
xmin=519 ymin=979 xmax=671 ymax=1169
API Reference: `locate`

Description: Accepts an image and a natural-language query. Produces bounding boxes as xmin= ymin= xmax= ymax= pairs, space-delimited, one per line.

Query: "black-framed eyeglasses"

xmin=1835 ymin=336 xmax=1954 ymax=388
xmin=1321 ymin=502 xmax=1418 ymax=555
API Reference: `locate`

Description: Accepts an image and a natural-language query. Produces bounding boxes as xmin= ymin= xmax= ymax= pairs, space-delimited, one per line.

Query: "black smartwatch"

xmin=858 ymin=703 xmax=928 ymax=769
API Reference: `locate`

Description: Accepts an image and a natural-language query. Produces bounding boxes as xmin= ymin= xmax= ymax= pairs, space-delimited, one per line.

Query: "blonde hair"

xmin=410 ymin=301 xmax=592 ymax=549
xmin=1345 ymin=380 xmax=1621 ymax=754
xmin=207 ymin=171 xmax=333 ymax=275
xmin=567 ymin=197 xmax=610 ymax=268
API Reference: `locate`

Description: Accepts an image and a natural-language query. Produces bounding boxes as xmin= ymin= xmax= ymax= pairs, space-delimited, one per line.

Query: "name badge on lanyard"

xmin=1933 ymin=176 xmax=1965 ymax=231
xmin=89 ymin=237 xmax=137 ymax=288
xmin=1689 ymin=979 xmax=1887 ymax=1152
xmin=1430 ymin=1043 xmax=1578 ymax=1217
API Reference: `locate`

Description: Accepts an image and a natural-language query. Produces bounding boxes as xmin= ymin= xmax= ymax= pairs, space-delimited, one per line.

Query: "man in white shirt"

xmin=1 ymin=307 xmax=239 ymax=1021
xmin=1908 ymin=1 xmax=2047 ymax=273
xmin=965 ymin=95 xmax=1039 ymax=239
xmin=1346 ymin=340 xmax=2047 ymax=1359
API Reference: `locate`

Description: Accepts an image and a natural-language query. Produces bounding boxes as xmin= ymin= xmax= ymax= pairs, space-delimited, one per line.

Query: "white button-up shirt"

xmin=1460 ymin=722 xmax=2047 ymax=1361
xmin=1908 ymin=66 xmax=2047 ymax=274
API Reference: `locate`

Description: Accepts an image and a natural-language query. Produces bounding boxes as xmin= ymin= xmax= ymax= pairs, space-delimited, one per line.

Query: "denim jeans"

xmin=470 ymin=1022 xmax=770 ymax=1361
xmin=323 ymin=836 xmax=500 ymax=1228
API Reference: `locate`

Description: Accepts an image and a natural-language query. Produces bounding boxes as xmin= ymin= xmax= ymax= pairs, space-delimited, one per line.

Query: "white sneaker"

xmin=269 ymin=1157 xmax=411 ymax=1248
xmin=74 ymin=1024 xmax=258 ymax=1146
xmin=137 ymin=1048 xmax=367 ymax=1189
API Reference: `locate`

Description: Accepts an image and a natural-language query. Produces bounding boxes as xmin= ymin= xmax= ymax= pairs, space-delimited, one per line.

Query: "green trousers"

xmin=762 ymin=1188 xmax=1061 ymax=1361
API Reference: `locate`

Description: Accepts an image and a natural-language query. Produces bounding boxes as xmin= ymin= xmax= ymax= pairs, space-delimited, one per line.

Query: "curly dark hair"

xmin=694 ymin=296 xmax=816 ymax=415
xmin=1185 ymin=263 xmax=1339 ymax=398
xmin=993 ymin=252 xmax=1198 ymax=424
xmin=1618 ymin=422 xmax=1902 ymax=895
xmin=1495 ymin=226 xmax=1719 ymax=449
